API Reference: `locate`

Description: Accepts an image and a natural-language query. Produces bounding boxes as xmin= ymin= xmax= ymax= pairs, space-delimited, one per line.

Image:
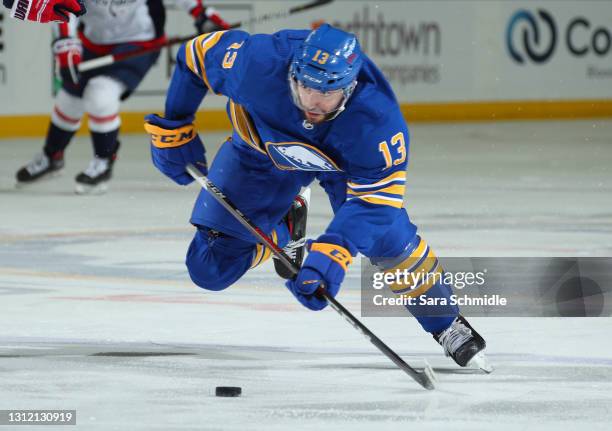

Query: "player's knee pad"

xmin=51 ymin=89 xmax=85 ymax=132
xmin=83 ymin=76 xmax=123 ymax=133
xmin=186 ymin=228 xmax=255 ymax=291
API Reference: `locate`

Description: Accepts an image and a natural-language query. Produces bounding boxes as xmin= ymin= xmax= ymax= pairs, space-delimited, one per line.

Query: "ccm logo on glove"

xmin=286 ymin=234 xmax=357 ymax=311
xmin=144 ymin=113 xmax=208 ymax=185
xmin=145 ymin=124 xmax=196 ymax=148
xmin=309 ymin=243 xmax=352 ymax=271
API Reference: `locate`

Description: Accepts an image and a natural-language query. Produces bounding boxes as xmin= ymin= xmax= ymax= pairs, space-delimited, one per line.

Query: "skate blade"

xmin=467 ymin=351 xmax=494 ymax=374
xmin=15 ymin=170 xmax=63 ymax=189
xmin=75 ymin=182 xmax=109 ymax=195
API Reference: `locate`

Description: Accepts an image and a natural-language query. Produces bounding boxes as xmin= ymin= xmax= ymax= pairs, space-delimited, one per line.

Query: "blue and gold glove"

xmin=286 ymin=233 xmax=357 ymax=311
xmin=144 ymin=114 xmax=207 ymax=185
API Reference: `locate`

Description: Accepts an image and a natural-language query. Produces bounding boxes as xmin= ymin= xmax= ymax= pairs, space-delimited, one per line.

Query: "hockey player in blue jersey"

xmin=145 ymin=24 xmax=489 ymax=369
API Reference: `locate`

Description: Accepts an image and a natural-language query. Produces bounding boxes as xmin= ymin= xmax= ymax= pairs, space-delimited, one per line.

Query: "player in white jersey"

xmin=15 ymin=0 xmax=229 ymax=194
xmin=3 ymin=0 xmax=85 ymax=23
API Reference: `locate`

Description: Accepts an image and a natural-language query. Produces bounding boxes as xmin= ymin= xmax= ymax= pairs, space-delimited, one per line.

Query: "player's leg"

xmin=187 ymin=139 xmax=315 ymax=289
xmin=77 ymin=44 xmax=160 ymax=194
xmin=188 ymin=215 xmax=309 ymax=291
xmin=369 ymin=210 xmax=488 ymax=368
xmin=186 ymin=227 xmax=262 ymax=291
xmin=187 ymin=216 xmax=306 ymax=291
xmin=15 ymin=87 xmax=85 ymax=185
xmin=77 ymin=75 xmax=124 ymax=194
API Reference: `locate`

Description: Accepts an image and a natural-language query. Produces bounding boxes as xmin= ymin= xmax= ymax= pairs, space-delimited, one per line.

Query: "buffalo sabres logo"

xmin=265 ymin=142 xmax=341 ymax=172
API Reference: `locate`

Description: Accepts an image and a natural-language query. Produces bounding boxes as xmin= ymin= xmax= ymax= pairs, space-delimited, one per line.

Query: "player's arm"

xmin=175 ymin=0 xmax=231 ymax=33
xmin=145 ymin=30 xmax=251 ymax=185
xmin=326 ymin=106 xmax=410 ymax=254
xmin=327 ymin=164 xmax=408 ymax=254
xmin=52 ymin=16 xmax=82 ymax=89
xmin=5 ymin=0 xmax=85 ymax=23
xmin=288 ymin=115 xmax=410 ymax=310
xmin=287 ymin=163 xmax=406 ymax=311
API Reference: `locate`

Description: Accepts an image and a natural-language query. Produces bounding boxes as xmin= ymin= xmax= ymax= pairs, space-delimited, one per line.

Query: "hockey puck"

xmin=215 ymin=386 xmax=242 ymax=397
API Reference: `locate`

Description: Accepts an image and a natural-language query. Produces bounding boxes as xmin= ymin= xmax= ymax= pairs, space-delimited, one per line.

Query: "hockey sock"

xmin=382 ymin=235 xmax=459 ymax=333
xmin=43 ymin=123 xmax=75 ymax=157
xmin=250 ymin=221 xmax=290 ymax=269
xmin=91 ymin=129 xmax=120 ymax=158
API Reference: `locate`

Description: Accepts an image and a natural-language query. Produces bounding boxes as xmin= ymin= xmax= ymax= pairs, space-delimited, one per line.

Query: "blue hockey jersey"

xmin=165 ymin=29 xmax=410 ymax=256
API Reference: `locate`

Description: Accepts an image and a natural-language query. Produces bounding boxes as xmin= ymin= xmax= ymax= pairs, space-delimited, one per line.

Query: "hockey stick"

xmin=78 ymin=35 xmax=193 ymax=72
xmin=78 ymin=0 xmax=334 ymax=73
xmin=185 ymin=163 xmax=437 ymax=390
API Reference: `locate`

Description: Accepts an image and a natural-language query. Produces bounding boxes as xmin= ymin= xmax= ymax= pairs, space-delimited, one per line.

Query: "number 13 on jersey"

xmin=378 ymin=132 xmax=407 ymax=169
xmin=223 ymin=42 xmax=244 ymax=69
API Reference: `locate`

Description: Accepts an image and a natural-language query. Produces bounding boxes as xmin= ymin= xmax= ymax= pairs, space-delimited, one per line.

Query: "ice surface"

xmin=1 ymin=120 xmax=611 ymax=430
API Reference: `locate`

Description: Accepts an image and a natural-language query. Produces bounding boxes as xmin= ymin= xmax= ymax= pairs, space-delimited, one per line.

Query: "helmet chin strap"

xmin=288 ymin=74 xmax=357 ymax=123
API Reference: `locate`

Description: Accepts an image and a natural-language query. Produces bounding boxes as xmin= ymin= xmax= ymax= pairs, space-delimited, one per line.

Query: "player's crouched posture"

xmin=3 ymin=0 xmax=85 ymax=23
xmin=145 ymin=24 xmax=490 ymax=369
xmin=15 ymin=0 xmax=229 ymax=194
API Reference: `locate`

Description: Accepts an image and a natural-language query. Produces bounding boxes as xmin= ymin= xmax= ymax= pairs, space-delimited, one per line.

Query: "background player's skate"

xmin=74 ymin=142 xmax=120 ymax=195
xmin=15 ymin=150 xmax=65 ymax=186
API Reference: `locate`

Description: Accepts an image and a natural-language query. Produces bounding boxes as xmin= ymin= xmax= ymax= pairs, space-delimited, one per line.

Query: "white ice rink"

xmin=1 ymin=120 xmax=611 ymax=430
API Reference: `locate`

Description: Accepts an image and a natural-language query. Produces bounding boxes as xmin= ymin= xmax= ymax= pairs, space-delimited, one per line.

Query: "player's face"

xmin=296 ymin=82 xmax=345 ymax=124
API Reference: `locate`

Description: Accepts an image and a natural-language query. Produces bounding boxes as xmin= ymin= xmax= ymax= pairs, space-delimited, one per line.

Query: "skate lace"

xmin=26 ymin=153 xmax=49 ymax=175
xmin=282 ymin=237 xmax=307 ymax=260
xmin=438 ymin=319 xmax=473 ymax=357
xmin=83 ymin=157 xmax=110 ymax=178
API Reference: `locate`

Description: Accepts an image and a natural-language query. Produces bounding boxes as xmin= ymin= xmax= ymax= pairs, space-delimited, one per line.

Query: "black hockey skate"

xmin=273 ymin=188 xmax=310 ymax=279
xmin=434 ymin=315 xmax=492 ymax=373
xmin=15 ymin=151 xmax=65 ymax=185
xmin=75 ymin=142 xmax=120 ymax=195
